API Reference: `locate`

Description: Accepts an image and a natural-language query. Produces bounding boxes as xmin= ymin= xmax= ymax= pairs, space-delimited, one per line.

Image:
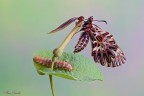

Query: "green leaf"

xmin=33 ymin=50 xmax=102 ymax=81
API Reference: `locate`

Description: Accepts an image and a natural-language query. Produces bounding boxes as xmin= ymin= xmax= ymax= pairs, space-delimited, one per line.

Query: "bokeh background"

xmin=0 ymin=0 xmax=144 ymax=96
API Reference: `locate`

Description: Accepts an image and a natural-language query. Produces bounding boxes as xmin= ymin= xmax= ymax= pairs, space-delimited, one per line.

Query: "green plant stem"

xmin=51 ymin=56 xmax=57 ymax=70
xmin=49 ymin=75 xmax=55 ymax=96
xmin=49 ymin=55 xmax=57 ymax=96
xmin=49 ymin=21 xmax=83 ymax=96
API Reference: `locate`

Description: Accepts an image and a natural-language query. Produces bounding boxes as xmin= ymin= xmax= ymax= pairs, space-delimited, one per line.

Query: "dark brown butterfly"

xmin=74 ymin=16 xmax=126 ymax=67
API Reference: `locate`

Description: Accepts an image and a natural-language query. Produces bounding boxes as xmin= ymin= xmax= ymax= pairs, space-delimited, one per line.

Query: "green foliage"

xmin=33 ymin=50 xmax=102 ymax=81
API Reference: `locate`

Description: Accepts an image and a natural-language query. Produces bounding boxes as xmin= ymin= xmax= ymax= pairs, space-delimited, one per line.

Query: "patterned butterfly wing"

xmin=91 ymin=25 xmax=126 ymax=67
xmin=49 ymin=17 xmax=78 ymax=34
xmin=74 ymin=32 xmax=90 ymax=53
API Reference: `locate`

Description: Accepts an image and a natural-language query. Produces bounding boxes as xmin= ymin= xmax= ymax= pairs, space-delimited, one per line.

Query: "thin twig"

xmin=51 ymin=56 xmax=57 ymax=70
xmin=49 ymin=75 xmax=55 ymax=96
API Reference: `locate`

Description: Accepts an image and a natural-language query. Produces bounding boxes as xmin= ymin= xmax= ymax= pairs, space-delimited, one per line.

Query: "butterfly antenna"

xmin=93 ymin=20 xmax=107 ymax=24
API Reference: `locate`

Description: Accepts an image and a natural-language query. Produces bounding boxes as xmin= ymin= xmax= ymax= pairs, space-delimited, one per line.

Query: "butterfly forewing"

xmin=91 ymin=26 xmax=126 ymax=67
xmin=74 ymin=32 xmax=89 ymax=53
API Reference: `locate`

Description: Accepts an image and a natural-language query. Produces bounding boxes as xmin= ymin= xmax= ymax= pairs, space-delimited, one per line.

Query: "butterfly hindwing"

xmin=74 ymin=32 xmax=89 ymax=53
xmin=91 ymin=26 xmax=126 ymax=67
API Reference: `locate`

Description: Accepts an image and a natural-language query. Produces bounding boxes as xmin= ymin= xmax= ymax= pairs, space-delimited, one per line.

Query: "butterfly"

xmin=74 ymin=16 xmax=126 ymax=67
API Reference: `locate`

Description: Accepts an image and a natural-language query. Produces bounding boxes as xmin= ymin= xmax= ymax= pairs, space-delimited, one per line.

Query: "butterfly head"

xmin=88 ymin=16 xmax=94 ymax=22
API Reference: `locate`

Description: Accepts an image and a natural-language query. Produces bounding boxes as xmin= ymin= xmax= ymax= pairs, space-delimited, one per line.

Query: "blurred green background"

xmin=0 ymin=0 xmax=144 ymax=96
